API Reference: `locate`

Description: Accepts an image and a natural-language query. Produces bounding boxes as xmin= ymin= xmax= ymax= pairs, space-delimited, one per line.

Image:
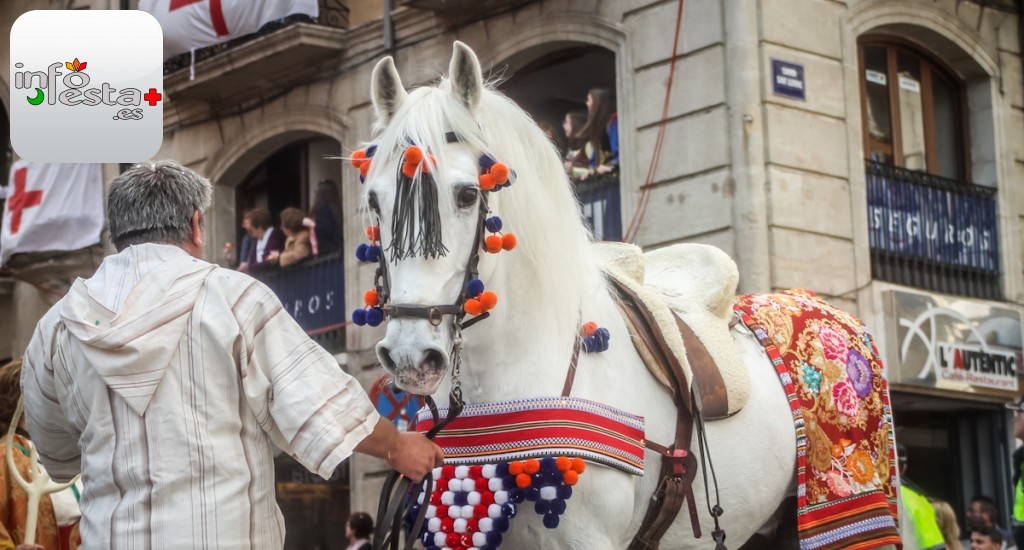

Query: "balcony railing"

xmin=865 ymin=160 xmax=1001 ymax=299
xmin=255 ymin=252 xmax=346 ymax=351
xmin=575 ymin=173 xmax=622 ymax=242
xmin=163 ymin=0 xmax=349 ymax=75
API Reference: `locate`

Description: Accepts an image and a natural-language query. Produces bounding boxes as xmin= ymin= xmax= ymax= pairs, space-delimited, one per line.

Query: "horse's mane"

xmin=366 ymin=78 xmax=605 ymax=345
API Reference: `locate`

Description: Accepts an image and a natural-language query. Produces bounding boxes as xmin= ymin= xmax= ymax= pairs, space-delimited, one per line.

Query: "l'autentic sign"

xmin=883 ymin=290 xmax=1023 ymax=396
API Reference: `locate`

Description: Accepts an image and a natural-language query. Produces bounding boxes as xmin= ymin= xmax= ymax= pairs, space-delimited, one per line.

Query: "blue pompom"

xmin=547 ymin=472 xmax=562 ymax=485
xmin=582 ymin=338 xmax=594 ymax=353
xmin=534 ymin=499 xmax=551 ymax=515
xmin=453 ymin=492 xmax=468 ymax=506
xmin=355 ymin=243 xmax=369 ymax=261
xmin=486 ymin=530 xmax=503 ymax=546
xmin=484 ymin=216 xmax=503 ymax=233
xmin=366 ymin=307 xmax=385 ymax=326
xmin=352 ymin=308 xmax=367 ymax=326
xmin=493 ymin=517 xmax=510 ymax=533
xmin=532 ymin=473 xmax=546 ymax=486
xmin=478 ymin=154 xmax=496 ymax=170
xmin=543 ymin=511 xmax=560 ymax=529
xmin=496 ymin=462 xmax=510 ymax=477
xmin=508 ymin=488 xmax=525 ymax=503
xmin=501 ymin=503 xmax=517 ymax=518
xmin=525 ymin=487 xmax=540 ymax=501
xmin=366 ymin=144 xmax=378 ymax=157
xmin=595 ymin=327 xmax=610 ymax=341
xmin=366 ymin=245 xmax=381 ymax=262
xmin=467 ymin=278 xmax=485 ymax=297
xmin=551 ymin=498 xmax=567 ymax=515
xmin=598 ymin=338 xmax=610 ymax=352
xmin=556 ymin=484 xmax=572 ymax=500
xmin=359 ymin=175 xmax=365 ymax=184
xmin=502 ymin=475 xmax=516 ymax=490
xmin=508 ymin=169 xmax=517 ymax=183
xmin=540 ymin=457 xmax=557 ymax=473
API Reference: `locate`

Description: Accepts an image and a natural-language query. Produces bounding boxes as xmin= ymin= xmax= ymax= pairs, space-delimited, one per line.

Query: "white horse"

xmin=362 ymin=42 xmax=800 ymax=549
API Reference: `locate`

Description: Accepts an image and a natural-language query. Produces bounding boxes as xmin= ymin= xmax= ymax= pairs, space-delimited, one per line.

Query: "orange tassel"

xmin=479 ymin=173 xmax=496 ymax=191
xmin=490 ymin=163 xmax=509 ymax=184
xmin=524 ymin=459 xmax=540 ymax=474
xmin=582 ymin=322 xmax=598 ymax=337
xmin=364 ymin=289 xmax=379 ymax=307
xmin=404 ymin=145 xmax=424 ymax=165
xmin=508 ymin=461 xmax=524 ymax=476
xmin=563 ymin=470 xmax=579 ymax=486
xmin=555 ymin=457 xmax=572 ymax=472
xmin=350 ymin=149 xmax=367 ymax=167
xmin=516 ymin=473 xmax=532 ymax=488
xmin=464 ymin=299 xmax=483 ymax=316
xmin=402 ymin=162 xmax=418 ymax=179
xmin=570 ymin=458 xmax=586 ymax=473
xmin=479 ymin=291 xmax=498 ymax=311
xmin=485 ymin=235 xmax=503 ymax=253
xmin=366 ymin=225 xmax=380 ymax=241
xmin=501 ymin=233 xmax=517 ymax=251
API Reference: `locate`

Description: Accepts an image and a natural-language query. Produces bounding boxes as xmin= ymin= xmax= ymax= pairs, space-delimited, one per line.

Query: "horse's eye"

xmin=456 ymin=187 xmax=478 ymax=208
xmin=368 ymin=192 xmax=380 ymax=214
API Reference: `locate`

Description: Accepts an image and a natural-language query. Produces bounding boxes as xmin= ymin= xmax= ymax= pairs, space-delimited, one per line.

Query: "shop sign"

xmin=883 ymin=290 xmax=1023 ymax=396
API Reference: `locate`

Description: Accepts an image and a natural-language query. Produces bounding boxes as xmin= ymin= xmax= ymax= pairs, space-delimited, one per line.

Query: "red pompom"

xmin=508 ymin=461 xmax=524 ymax=476
xmin=442 ymin=520 xmax=456 ymax=536
xmin=501 ymin=233 xmax=517 ymax=251
xmin=571 ymin=458 xmax=586 ymax=473
xmin=442 ymin=465 xmax=456 ymax=478
xmin=350 ymin=149 xmax=367 ymax=167
xmin=366 ymin=225 xmax=380 ymax=241
xmin=479 ymin=291 xmax=498 ymax=311
xmin=469 ymin=465 xmax=483 ymax=478
xmin=364 ymin=289 xmax=379 ymax=307
xmin=479 ymin=174 xmax=496 ymax=190
xmin=490 ymin=163 xmax=509 ymax=184
xmin=475 ymin=478 xmax=489 ymax=492
xmin=474 ymin=504 xmax=488 ymax=517
xmin=436 ymin=505 xmax=449 ymax=520
xmin=430 ymin=492 xmax=442 ymax=505
xmin=563 ymin=470 xmax=579 ymax=486
xmin=485 ymin=235 xmax=503 ymax=254
xmin=480 ymin=492 xmax=495 ymax=506
xmin=464 ymin=299 xmax=483 ymax=316
xmin=582 ymin=322 xmax=598 ymax=337
xmin=524 ymin=459 xmax=540 ymax=474
xmin=515 ymin=473 xmax=532 ymax=488
xmin=555 ymin=457 xmax=572 ymax=472
xmin=404 ymin=145 xmax=424 ymax=165
xmin=402 ymin=162 xmax=418 ymax=179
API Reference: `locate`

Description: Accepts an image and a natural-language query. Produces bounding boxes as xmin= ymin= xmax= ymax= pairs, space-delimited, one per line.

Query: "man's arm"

xmin=355 ymin=416 xmax=444 ymax=481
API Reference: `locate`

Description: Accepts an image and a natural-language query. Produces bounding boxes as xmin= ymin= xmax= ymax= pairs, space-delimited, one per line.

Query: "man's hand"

xmin=387 ymin=432 xmax=445 ymax=482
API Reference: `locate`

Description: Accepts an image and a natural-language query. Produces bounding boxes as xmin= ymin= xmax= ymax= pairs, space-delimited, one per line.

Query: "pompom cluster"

xmin=350 ymin=144 xmax=377 ymax=183
xmin=478 ymin=155 xmax=515 ymax=191
xmin=402 ymin=145 xmax=438 ymax=179
xmin=483 ymin=216 xmax=516 ymax=254
xmin=355 ymin=225 xmax=382 ymax=263
xmin=463 ymin=279 xmax=498 ymax=317
xmin=352 ymin=286 xmax=384 ymax=327
xmin=580 ymin=322 xmax=610 ymax=353
xmin=408 ymin=457 xmax=586 ymax=550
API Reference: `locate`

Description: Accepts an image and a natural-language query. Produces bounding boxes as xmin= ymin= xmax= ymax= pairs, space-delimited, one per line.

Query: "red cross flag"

xmin=1 ymin=161 xmax=104 ymax=266
xmin=139 ymin=0 xmax=319 ymax=60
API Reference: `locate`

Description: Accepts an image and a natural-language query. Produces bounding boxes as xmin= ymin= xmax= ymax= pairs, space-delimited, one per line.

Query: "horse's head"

xmin=360 ymin=42 xmax=597 ymax=396
xmin=362 ymin=42 xmax=497 ymax=394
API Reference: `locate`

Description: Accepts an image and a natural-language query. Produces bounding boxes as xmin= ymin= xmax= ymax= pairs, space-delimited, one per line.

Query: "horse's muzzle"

xmin=376 ymin=343 xmax=449 ymax=392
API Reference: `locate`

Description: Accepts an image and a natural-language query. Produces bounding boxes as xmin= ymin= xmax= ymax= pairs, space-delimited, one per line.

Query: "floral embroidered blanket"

xmin=734 ymin=290 xmax=901 ymax=550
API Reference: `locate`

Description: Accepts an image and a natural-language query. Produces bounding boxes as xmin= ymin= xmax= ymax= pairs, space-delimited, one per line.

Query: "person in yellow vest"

xmin=1006 ymin=398 xmax=1024 ymax=549
xmin=897 ymin=443 xmax=947 ymax=550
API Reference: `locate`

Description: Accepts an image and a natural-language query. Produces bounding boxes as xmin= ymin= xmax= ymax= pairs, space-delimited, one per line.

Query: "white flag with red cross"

xmin=1 ymin=161 xmax=104 ymax=266
xmin=138 ymin=0 xmax=320 ymax=60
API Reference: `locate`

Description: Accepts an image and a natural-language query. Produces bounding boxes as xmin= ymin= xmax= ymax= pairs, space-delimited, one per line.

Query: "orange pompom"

xmin=582 ymin=322 xmax=599 ymax=337
xmin=479 ymin=174 xmax=496 ymax=191
xmin=404 ymin=145 xmax=424 ymax=165
xmin=366 ymin=226 xmax=380 ymax=241
xmin=350 ymin=149 xmax=367 ymax=167
xmin=464 ymin=299 xmax=483 ymax=316
xmin=423 ymin=154 xmax=437 ymax=173
xmin=524 ymin=459 xmax=540 ymax=474
xmin=563 ymin=470 xmax=579 ymax=486
xmin=364 ymin=289 xmax=379 ymax=307
xmin=508 ymin=461 xmax=524 ymax=476
xmin=485 ymin=235 xmax=503 ymax=253
xmin=501 ymin=233 xmax=517 ymax=251
xmin=359 ymin=161 xmax=370 ymax=178
xmin=515 ymin=473 xmax=532 ymax=488
xmin=479 ymin=291 xmax=498 ymax=311
xmin=555 ymin=457 xmax=572 ymax=472
xmin=490 ymin=163 xmax=509 ymax=184
xmin=570 ymin=458 xmax=586 ymax=473
xmin=402 ymin=162 xmax=418 ymax=179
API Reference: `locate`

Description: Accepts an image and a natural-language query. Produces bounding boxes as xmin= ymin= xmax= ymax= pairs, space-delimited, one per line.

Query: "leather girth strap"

xmin=609 ymin=279 xmax=702 ymax=549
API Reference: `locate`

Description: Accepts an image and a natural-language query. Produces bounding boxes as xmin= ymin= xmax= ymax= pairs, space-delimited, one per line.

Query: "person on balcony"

xmin=20 ymin=161 xmax=444 ymax=549
xmin=574 ymin=88 xmax=619 ymax=181
xmin=310 ymin=179 xmax=343 ymax=256
xmin=242 ymin=207 xmax=284 ymax=272
xmin=273 ymin=207 xmax=313 ymax=268
xmin=562 ymin=109 xmax=589 ymax=181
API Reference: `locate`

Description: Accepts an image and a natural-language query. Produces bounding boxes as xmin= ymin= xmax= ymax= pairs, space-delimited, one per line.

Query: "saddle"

xmin=594 ymin=242 xmax=749 ymax=420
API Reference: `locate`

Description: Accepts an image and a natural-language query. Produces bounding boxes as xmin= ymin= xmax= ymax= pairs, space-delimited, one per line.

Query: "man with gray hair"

xmin=20 ymin=161 xmax=443 ymax=548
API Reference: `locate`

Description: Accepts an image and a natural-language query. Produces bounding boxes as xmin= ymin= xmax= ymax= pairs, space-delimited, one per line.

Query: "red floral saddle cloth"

xmin=734 ymin=290 xmax=901 ymax=550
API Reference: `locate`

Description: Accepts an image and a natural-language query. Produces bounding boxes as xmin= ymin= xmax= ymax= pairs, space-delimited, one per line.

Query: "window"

xmin=860 ymin=41 xmax=967 ymax=180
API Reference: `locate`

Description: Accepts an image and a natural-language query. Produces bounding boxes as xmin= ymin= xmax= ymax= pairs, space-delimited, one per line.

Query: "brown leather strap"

xmin=674 ymin=312 xmax=729 ymax=420
xmin=560 ymin=337 xmax=583 ymax=397
xmin=608 ymin=279 xmax=703 ymax=549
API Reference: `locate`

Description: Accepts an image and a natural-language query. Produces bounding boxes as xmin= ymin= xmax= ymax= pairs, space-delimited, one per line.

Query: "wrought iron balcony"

xmin=865 ymin=160 xmax=1001 ymax=300
xmin=254 ymin=252 xmax=347 ymax=351
xmin=575 ymin=172 xmax=622 ymax=242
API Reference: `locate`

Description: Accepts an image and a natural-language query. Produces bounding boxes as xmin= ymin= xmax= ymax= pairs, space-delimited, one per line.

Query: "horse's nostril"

xmin=422 ymin=348 xmax=447 ymax=372
xmin=378 ymin=346 xmax=397 ymax=372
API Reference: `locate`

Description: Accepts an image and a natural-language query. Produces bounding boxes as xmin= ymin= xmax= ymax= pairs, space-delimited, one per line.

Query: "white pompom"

xmin=481 ymin=464 xmax=497 ymax=478
xmin=448 ymin=505 xmax=461 ymax=519
xmin=425 ymin=505 xmax=437 ymax=519
xmin=488 ymin=478 xmax=503 ymax=492
xmin=434 ymin=532 xmax=447 ymax=547
xmin=455 ymin=465 xmax=470 ymax=479
xmin=427 ymin=517 xmax=441 ymax=532
xmin=432 ymin=467 xmax=443 ymax=479
xmin=461 ymin=505 xmax=474 ymax=519
xmin=540 ymin=486 xmax=557 ymax=500
xmin=462 ymin=478 xmax=476 ymax=492
xmin=441 ymin=491 xmax=455 ymax=506
xmin=467 ymin=491 xmax=481 ymax=505
xmin=448 ymin=478 xmax=462 ymax=492
xmin=473 ymin=532 xmax=488 ymax=547
xmin=454 ymin=518 xmax=468 ymax=533
xmin=417 ymin=492 xmax=425 ymax=505
xmin=479 ymin=517 xmax=494 ymax=532
xmin=494 ymin=491 xmax=509 ymax=505
xmin=488 ymin=503 xmax=502 ymax=518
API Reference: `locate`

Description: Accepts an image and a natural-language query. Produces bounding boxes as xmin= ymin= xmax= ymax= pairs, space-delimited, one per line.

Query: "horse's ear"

xmin=372 ymin=56 xmax=408 ymax=123
xmin=449 ymin=41 xmax=482 ymax=111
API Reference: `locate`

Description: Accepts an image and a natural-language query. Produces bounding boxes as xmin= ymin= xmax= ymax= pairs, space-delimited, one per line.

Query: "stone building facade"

xmin=3 ymin=0 xmax=1024 ymax=544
